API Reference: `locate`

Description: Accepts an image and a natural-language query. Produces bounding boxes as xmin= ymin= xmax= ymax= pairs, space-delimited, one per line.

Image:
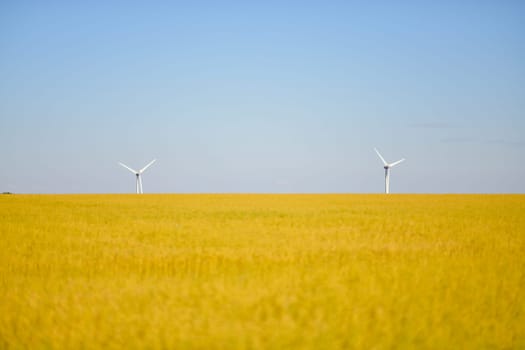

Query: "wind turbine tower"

xmin=118 ymin=159 xmax=156 ymax=194
xmin=374 ymin=148 xmax=405 ymax=194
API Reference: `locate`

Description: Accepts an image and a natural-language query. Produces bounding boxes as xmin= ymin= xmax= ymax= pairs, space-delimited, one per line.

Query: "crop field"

xmin=0 ymin=194 xmax=524 ymax=349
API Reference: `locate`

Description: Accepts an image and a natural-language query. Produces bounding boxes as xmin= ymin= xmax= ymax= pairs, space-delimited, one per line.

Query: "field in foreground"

xmin=0 ymin=194 xmax=524 ymax=349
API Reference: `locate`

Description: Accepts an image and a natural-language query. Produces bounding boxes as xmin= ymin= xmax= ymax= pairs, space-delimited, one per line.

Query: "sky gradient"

xmin=1 ymin=1 xmax=524 ymax=193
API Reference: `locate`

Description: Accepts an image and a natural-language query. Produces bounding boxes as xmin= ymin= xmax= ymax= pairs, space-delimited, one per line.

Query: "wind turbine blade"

xmin=139 ymin=159 xmax=156 ymax=173
xmin=374 ymin=148 xmax=388 ymax=166
xmin=119 ymin=162 xmax=138 ymax=174
xmin=389 ymin=158 xmax=405 ymax=167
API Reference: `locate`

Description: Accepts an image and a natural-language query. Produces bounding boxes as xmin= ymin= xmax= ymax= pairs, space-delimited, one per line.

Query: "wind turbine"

xmin=374 ymin=148 xmax=405 ymax=194
xmin=118 ymin=159 xmax=156 ymax=194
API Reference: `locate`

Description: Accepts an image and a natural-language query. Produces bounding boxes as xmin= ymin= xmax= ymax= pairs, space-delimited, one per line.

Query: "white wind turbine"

xmin=374 ymin=148 xmax=405 ymax=194
xmin=118 ymin=159 xmax=156 ymax=194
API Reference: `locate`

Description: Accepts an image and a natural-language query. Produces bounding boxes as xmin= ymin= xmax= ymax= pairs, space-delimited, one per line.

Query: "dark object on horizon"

xmin=2 ymin=192 xmax=13 ymax=195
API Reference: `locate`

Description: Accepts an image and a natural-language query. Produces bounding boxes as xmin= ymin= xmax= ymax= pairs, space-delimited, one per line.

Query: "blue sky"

xmin=1 ymin=1 xmax=524 ymax=193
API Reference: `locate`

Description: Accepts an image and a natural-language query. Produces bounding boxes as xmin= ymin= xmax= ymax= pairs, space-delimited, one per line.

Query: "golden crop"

xmin=0 ymin=194 xmax=524 ymax=349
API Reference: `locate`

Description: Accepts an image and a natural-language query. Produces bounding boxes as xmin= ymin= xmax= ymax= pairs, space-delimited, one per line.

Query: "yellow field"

xmin=0 ymin=194 xmax=524 ymax=349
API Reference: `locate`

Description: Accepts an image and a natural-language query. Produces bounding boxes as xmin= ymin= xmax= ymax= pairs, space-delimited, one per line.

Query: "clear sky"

xmin=1 ymin=1 xmax=524 ymax=193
